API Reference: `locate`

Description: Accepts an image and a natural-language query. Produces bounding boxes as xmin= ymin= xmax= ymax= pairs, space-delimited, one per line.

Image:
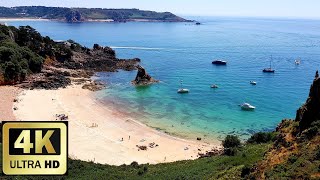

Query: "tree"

xmin=3 ymin=61 xmax=21 ymax=82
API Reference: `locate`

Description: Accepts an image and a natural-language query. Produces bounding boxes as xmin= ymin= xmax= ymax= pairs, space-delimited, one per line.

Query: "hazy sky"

xmin=1 ymin=0 xmax=320 ymax=18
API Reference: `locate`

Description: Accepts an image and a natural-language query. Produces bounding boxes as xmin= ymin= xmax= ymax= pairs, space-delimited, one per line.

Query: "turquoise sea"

xmin=5 ymin=17 xmax=320 ymax=141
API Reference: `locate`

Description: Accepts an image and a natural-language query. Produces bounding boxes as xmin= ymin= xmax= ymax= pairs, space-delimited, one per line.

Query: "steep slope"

xmin=249 ymin=71 xmax=320 ymax=179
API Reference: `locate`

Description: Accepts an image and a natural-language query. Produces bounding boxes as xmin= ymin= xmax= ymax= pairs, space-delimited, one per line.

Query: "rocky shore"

xmin=17 ymin=44 xmax=142 ymax=90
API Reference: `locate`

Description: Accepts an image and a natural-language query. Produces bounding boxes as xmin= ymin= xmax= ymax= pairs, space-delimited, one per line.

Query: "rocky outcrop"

xmin=82 ymin=81 xmax=106 ymax=91
xmin=65 ymin=10 xmax=83 ymax=22
xmin=132 ymin=65 xmax=159 ymax=86
xmin=68 ymin=47 xmax=140 ymax=72
xmin=296 ymin=71 xmax=320 ymax=131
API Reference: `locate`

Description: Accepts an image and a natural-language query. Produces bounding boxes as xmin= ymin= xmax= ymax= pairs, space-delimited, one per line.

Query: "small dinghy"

xmin=295 ymin=59 xmax=301 ymax=65
xmin=240 ymin=103 xmax=255 ymax=111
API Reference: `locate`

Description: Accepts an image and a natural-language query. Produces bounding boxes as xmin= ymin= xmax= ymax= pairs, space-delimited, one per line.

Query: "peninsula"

xmin=0 ymin=6 xmax=190 ymax=22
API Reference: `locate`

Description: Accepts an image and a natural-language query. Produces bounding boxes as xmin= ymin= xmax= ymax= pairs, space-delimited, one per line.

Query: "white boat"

xmin=177 ymin=88 xmax=189 ymax=93
xmin=177 ymin=80 xmax=189 ymax=93
xmin=211 ymin=84 xmax=219 ymax=88
xmin=295 ymin=59 xmax=301 ymax=65
xmin=240 ymin=103 xmax=255 ymax=111
xmin=250 ymin=81 xmax=257 ymax=85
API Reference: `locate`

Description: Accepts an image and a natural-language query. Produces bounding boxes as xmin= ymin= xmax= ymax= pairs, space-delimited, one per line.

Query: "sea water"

xmin=6 ymin=17 xmax=320 ymax=141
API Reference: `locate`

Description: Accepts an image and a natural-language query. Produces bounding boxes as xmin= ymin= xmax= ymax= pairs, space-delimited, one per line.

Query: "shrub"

xmin=224 ymin=147 xmax=238 ymax=156
xmin=241 ymin=165 xmax=251 ymax=178
xmin=288 ymin=155 xmax=298 ymax=163
xmin=222 ymin=135 xmax=241 ymax=156
xmin=130 ymin=161 xmax=139 ymax=168
xmin=247 ymin=132 xmax=277 ymax=144
xmin=304 ymin=126 xmax=318 ymax=140
xmin=3 ymin=61 xmax=21 ymax=82
xmin=222 ymin=135 xmax=241 ymax=149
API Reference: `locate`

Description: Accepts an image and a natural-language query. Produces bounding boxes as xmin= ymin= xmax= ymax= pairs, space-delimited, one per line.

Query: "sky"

xmin=1 ymin=0 xmax=320 ymax=19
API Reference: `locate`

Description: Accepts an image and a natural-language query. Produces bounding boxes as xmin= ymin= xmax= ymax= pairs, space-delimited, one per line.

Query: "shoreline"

xmin=0 ymin=18 xmax=51 ymax=22
xmin=0 ymin=18 xmax=192 ymax=23
xmin=13 ymin=84 xmax=221 ymax=165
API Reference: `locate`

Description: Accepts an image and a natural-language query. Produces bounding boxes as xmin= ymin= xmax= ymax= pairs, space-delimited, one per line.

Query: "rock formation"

xmin=132 ymin=65 xmax=159 ymax=86
xmin=296 ymin=71 xmax=320 ymax=131
xmin=65 ymin=10 xmax=83 ymax=22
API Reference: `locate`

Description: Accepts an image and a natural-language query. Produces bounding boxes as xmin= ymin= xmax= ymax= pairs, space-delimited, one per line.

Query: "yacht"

xmin=177 ymin=80 xmax=189 ymax=93
xmin=240 ymin=103 xmax=256 ymax=111
xmin=263 ymin=56 xmax=275 ymax=73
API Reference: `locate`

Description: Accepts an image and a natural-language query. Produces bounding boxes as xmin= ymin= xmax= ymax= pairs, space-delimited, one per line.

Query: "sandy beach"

xmin=0 ymin=18 xmax=50 ymax=22
xmin=12 ymin=85 xmax=220 ymax=165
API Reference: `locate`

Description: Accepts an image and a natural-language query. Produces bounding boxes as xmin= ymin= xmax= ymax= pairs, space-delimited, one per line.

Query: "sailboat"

xmin=177 ymin=80 xmax=189 ymax=93
xmin=263 ymin=56 xmax=275 ymax=73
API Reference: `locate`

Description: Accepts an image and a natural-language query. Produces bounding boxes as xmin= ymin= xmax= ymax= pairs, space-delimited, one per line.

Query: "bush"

xmin=222 ymin=135 xmax=241 ymax=156
xmin=304 ymin=126 xmax=318 ymax=140
xmin=3 ymin=61 xmax=21 ymax=82
xmin=241 ymin=165 xmax=251 ymax=178
xmin=222 ymin=135 xmax=241 ymax=149
xmin=224 ymin=147 xmax=238 ymax=156
xmin=247 ymin=132 xmax=277 ymax=144
xmin=130 ymin=161 xmax=139 ymax=168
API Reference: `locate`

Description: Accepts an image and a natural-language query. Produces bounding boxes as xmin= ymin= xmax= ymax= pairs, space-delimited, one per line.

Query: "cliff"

xmin=248 ymin=71 xmax=320 ymax=179
xmin=296 ymin=71 xmax=320 ymax=131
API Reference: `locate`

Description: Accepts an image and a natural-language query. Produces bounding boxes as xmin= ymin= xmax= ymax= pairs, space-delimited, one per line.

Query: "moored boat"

xmin=177 ymin=80 xmax=189 ymax=93
xmin=250 ymin=81 xmax=257 ymax=85
xmin=211 ymin=84 xmax=219 ymax=88
xmin=212 ymin=60 xmax=227 ymax=65
xmin=240 ymin=103 xmax=255 ymax=111
xmin=263 ymin=56 xmax=275 ymax=73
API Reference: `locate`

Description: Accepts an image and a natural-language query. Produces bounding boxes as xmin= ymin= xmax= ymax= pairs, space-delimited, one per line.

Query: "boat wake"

xmin=110 ymin=46 xmax=165 ymax=50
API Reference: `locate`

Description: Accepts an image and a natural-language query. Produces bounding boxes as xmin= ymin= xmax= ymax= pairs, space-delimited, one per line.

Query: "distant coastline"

xmin=0 ymin=6 xmax=192 ymax=23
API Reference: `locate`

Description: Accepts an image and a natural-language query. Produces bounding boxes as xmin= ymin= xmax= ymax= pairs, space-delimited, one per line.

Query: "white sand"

xmin=14 ymin=85 xmax=221 ymax=165
xmin=0 ymin=18 xmax=50 ymax=22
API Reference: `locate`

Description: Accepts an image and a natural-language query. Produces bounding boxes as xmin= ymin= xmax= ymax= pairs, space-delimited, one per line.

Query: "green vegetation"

xmin=0 ymin=24 xmax=79 ymax=84
xmin=0 ymin=6 xmax=188 ymax=22
xmin=222 ymin=135 xmax=241 ymax=156
xmin=247 ymin=132 xmax=278 ymax=144
xmin=0 ymin=143 xmax=271 ymax=179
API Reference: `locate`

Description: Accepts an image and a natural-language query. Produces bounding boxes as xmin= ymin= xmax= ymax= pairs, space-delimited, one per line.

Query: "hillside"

xmin=0 ymin=24 xmax=139 ymax=88
xmin=0 ymin=6 xmax=190 ymax=22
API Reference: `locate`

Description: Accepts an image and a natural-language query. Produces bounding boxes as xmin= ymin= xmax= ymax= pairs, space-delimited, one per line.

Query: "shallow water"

xmin=6 ymin=17 xmax=320 ymax=141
